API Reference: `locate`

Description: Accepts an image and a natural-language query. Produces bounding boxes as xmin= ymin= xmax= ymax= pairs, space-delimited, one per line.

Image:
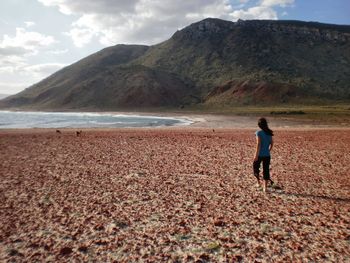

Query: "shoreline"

xmin=1 ymin=109 xmax=350 ymax=130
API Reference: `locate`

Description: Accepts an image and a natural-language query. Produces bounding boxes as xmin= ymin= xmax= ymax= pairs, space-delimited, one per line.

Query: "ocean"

xmin=0 ymin=111 xmax=192 ymax=129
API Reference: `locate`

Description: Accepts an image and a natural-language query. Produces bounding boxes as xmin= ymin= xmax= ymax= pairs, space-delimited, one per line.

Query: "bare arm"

xmin=254 ymin=135 xmax=261 ymax=162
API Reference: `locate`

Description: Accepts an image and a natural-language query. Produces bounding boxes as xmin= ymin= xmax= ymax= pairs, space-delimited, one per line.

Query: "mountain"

xmin=137 ymin=19 xmax=350 ymax=104
xmin=1 ymin=18 xmax=349 ymax=110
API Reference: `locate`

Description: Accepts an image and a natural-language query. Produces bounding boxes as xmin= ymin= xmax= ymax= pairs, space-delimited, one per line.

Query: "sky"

xmin=0 ymin=0 xmax=349 ymax=95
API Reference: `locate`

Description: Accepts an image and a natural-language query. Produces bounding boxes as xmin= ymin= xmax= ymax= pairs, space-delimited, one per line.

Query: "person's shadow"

xmin=273 ymin=190 xmax=350 ymax=203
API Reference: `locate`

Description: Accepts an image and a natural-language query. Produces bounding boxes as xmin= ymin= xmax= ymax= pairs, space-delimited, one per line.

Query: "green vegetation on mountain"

xmin=1 ymin=18 xmax=349 ymax=110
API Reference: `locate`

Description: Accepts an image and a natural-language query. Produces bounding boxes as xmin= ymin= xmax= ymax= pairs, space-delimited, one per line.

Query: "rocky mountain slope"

xmin=1 ymin=18 xmax=349 ymax=110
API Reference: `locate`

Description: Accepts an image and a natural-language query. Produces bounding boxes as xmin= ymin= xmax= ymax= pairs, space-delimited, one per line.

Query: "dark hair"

xmin=258 ymin=117 xmax=273 ymax=136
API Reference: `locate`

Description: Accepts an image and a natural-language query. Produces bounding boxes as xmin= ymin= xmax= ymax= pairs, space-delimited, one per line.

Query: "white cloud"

xmin=37 ymin=0 xmax=294 ymax=47
xmin=38 ymin=0 xmax=140 ymax=15
xmin=46 ymin=48 xmax=69 ymax=55
xmin=0 ymin=27 xmax=64 ymax=94
xmin=232 ymin=0 xmax=251 ymax=9
xmin=0 ymin=55 xmax=27 ymax=72
xmin=230 ymin=6 xmax=278 ymax=20
xmin=230 ymin=0 xmax=294 ymax=20
xmin=22 ymin=63 xmax=66 ymax=78
xmin=260 ymin=0 xmax=294 ymax=7
xmin=24 ymin=21 xmax=36 ymax=28
xmin=0 ymin=58 xmax=65 ymax=77
xmin=0 ymin=27 xmax=56 ymax=56
xmin=0 ymin=46 xmax=28 ymax=56
xmin=0 ymin=62 xmax=66 ymax=94
xmin=0 ymin=82 xmax=30 ymax=94
xmin=65 ymin=26 xmax=96 ymax=47
xmin=37 ymin=0 xmax=75 ymax=15
xmin=38 ymin=0 xmax=236 ymax=46
xmin=0 ymin=27 xmax=58 ymax=75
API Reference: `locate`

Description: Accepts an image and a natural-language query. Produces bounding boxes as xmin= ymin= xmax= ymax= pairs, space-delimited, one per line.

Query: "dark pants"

xmin=253 ymin=156 xmax=271 ymax=181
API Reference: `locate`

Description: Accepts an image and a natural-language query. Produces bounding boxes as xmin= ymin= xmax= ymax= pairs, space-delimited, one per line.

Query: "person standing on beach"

xmin=253 ymin=117 xmax=274 ymax=192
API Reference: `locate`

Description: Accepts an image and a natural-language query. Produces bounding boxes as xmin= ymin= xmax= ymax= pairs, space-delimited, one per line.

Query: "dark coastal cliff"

xmin=1 ymin=18 xmax=350 ymax=110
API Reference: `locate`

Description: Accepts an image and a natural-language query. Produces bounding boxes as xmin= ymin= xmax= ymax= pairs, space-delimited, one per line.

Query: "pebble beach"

xmin=1 ymin=115 xmax=349 ymax=261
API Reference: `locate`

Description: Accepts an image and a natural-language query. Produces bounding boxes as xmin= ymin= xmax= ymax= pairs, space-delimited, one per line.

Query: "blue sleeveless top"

xmin=255 ymin=130 xmax=272 ymax=157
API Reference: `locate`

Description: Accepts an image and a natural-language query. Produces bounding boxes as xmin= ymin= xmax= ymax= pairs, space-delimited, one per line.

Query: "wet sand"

xmin=108 ymin=111 xmax=350 ymax=129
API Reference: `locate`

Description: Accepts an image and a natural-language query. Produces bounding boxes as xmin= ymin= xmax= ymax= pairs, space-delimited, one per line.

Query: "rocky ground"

xmin=0 ymin=128 xmax=349 ymax=262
